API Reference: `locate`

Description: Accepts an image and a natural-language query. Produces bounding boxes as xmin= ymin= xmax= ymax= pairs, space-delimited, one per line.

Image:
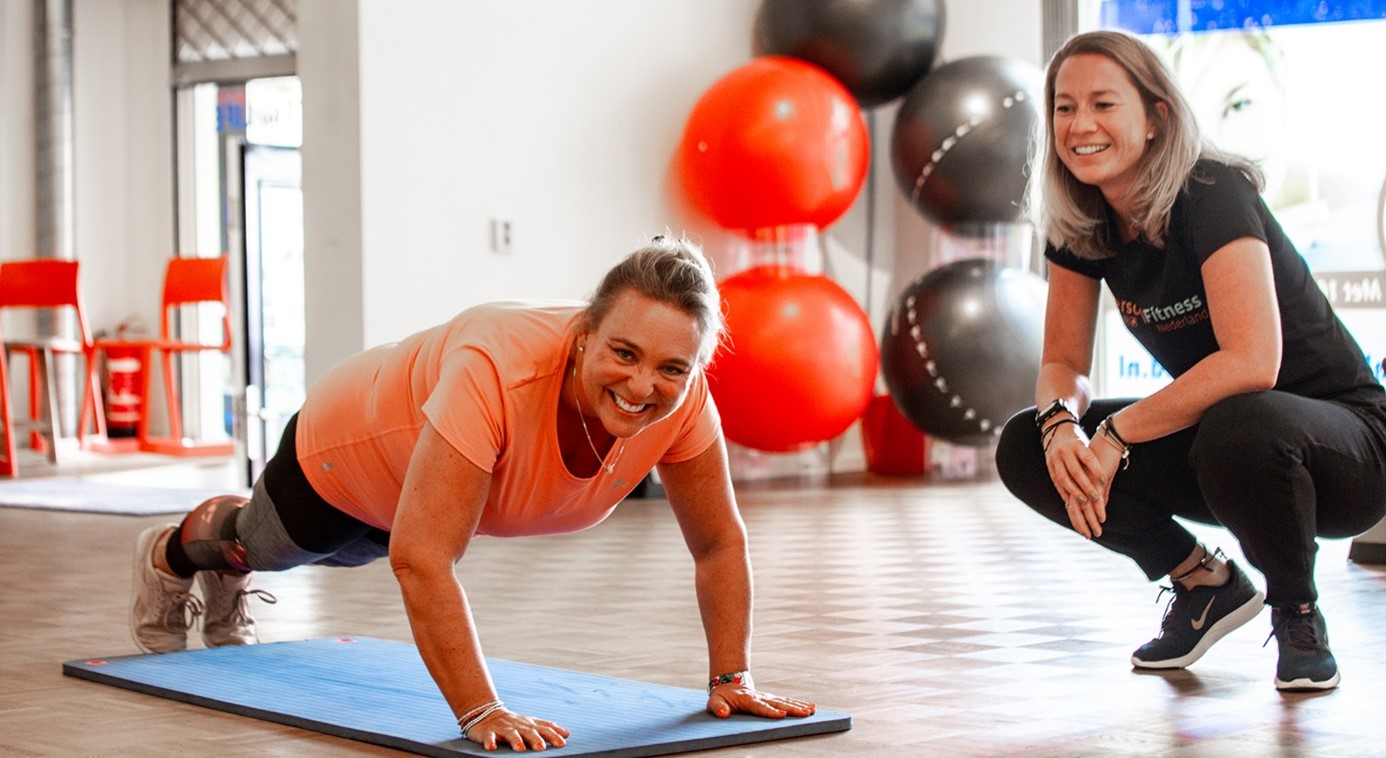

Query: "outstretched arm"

xmin=657 ymin=438 xmax=816 ymax=720
xmin=391 ymin=422 xmax=569 ymax=751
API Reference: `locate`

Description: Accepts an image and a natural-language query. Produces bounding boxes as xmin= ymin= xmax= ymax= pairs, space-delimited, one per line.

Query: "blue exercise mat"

xmin=63 ymin=636 xmax=850 ymax=757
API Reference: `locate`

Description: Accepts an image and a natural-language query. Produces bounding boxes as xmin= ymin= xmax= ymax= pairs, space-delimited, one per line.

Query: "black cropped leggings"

xmin=995 ymin=391 xmax=1386 ymax=605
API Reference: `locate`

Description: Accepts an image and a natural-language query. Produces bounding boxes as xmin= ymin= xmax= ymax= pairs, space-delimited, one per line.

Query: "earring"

xmin=578 ymin=345 xmax=584 ymax=352
xmin=1147 ymin=131 xmax=1155 ymax=140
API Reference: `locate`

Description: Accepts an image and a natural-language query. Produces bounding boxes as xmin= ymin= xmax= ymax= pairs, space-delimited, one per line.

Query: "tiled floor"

xmin=1 ymin=457 xmax=1384 ymax=756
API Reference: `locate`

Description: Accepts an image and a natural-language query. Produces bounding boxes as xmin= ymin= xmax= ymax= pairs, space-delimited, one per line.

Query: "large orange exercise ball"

xmin=679 ymin=56 xmax=870 ymax=232
xmin=707 ymin=267 xmax=877 ymax=452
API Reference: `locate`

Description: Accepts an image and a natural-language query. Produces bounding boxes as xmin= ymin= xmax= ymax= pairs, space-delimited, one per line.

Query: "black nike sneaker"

xmin=1131 ymin=559 xmax=1265 ymax=669
xmin=1269 ymin=604 xmax=1340 ymax=691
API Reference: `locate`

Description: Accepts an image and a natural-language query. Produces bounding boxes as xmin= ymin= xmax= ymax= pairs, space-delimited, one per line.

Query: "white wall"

xmin=0 ymin=0 xmax=172 ymax=334
xmin=1 ymin=3 xmax=35 ymax=272
xmin=299 ymin=0 xmax=366 ymax=383
xmin=349 ymin=0 xmax=766 ymax=354
xmin=74 ymin=0 xmax=172 ymax=332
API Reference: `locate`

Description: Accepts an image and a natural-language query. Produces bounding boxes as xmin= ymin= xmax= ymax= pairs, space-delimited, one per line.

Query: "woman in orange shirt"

xmin=129 ymin=236 xmax=814 ymax=751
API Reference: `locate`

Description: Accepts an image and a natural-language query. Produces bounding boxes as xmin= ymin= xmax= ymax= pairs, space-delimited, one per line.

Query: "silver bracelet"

xmin=457 ymin=700 xmax=505 ymax=736
xmin=1095 ymin=417 xmax=1131 ymax=469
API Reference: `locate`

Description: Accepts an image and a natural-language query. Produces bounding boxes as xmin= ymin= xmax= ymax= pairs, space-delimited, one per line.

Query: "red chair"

xmin=0 ymin=259 xmax=105 ymax=469
xmin=82 ymin=256 xmax=233 ymax=456
xmin=0 ymin=340 xmax=15 ymax=477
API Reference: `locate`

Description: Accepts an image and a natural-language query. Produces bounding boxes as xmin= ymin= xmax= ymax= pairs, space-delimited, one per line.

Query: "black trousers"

xmin=995 ymin=391 xmax=1386 ymax=605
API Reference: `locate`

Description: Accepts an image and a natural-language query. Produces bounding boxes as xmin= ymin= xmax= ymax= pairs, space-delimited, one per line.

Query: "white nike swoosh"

xmin=1191 ymin=598 xmax=1215 ymax=631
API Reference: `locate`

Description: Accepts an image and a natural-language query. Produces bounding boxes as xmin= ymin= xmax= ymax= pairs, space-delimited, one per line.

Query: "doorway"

xmin=242 ymin=143 xmax=304 ymax=482
xmin=176 ymin=77 xmax=305 ymax=486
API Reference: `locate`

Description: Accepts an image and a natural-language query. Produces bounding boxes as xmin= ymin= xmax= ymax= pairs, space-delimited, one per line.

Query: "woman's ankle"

xmin=1172 ymin=545 xmax=1229 ymax=589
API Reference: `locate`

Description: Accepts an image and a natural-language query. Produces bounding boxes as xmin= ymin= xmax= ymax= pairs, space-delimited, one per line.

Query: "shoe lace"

xmin=163 ymin=593 xmax=205 ymax=633
xmin=1151 ymin=584 xmax=1183 ymax=636
xmin=226 ymin=588 xmax=277 ymax=626
xmin=1152 ymin=547 xmax=1231 ymax=637
xmin=1264 ymin=606 xmax=1319 ymax=649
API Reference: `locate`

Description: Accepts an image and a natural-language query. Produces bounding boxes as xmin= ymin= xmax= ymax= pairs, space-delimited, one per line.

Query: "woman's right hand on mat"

xmin=466 ymin=709 xmax=570 ymax=752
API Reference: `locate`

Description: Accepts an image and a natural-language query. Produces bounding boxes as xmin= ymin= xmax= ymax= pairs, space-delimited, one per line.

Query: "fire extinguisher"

xmin=102 ymin=319 xmax=147 ymax=439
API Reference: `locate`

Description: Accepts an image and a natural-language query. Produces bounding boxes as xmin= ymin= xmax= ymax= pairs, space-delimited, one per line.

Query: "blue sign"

xmin=1101 ymin=0 xmax=1386 ymax=34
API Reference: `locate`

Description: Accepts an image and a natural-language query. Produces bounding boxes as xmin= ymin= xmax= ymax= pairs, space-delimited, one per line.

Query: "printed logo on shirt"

xmin=1116 ymin=294 xmax=1209 ymax=333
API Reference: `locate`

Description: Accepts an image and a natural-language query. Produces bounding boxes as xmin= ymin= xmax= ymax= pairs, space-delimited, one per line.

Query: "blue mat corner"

xmin=63 ymin=636 xmax=850 ymax=757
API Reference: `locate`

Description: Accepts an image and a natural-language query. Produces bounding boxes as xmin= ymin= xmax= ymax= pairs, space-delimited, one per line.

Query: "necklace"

xmin=572 ymin=363 xmax=624 ymax=474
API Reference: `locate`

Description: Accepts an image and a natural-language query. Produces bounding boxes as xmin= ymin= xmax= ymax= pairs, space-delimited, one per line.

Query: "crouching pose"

xmin=995 ymin=31 xmax=1386 ymax=692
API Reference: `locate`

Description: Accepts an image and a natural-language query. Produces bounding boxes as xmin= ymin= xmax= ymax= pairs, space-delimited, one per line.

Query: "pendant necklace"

xmin=573 ymin=361 xmax=623 ymax=474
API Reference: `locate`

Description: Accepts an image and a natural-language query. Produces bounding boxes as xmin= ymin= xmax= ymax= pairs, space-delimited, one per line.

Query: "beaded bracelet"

xmin=457 ymin=699 xmax=505 ymax=736
xmin=707 ymin=670 xmax=754 ymax=694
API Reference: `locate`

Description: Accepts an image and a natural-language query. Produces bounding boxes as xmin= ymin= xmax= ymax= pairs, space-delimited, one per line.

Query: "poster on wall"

xmin=1094 ymin=1 xmax=1386 ymax=395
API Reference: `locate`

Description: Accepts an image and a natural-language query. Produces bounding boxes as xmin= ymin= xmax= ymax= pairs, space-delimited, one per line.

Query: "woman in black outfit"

xmin=995 ymin=30 xmax=1386 ymax=692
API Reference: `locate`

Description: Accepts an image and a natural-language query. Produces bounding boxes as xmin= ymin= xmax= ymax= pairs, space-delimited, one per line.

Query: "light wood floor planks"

xmin=2 ymin=459 xmax=1383 ymax=756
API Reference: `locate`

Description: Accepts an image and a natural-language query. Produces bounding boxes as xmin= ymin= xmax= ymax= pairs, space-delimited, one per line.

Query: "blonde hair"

xmin=1032 ymin=30 xmax=1261 ymax=260
xmin=576 ymin=235 xmax=725 ymax=367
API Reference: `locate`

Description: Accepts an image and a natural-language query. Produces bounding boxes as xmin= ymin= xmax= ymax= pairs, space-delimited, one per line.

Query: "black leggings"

xmin=259 ymin=412 xmax=390 ymax=555
xmin=166 ymin=412 xmax=388 ymax=576
xmin=995 ymin=391 xmax=1386 ymax=605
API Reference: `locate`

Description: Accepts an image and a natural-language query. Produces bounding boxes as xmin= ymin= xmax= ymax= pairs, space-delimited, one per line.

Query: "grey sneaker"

xmin=1131 ymin=559 xmax=1265 ymax=669
xmin=1269 ymin=604 xmax=1340 ymax=691
xmin=130 ymin=524 xmax=202 ymax=653
xmin=199 ymin=570 xmax=276 ymax=647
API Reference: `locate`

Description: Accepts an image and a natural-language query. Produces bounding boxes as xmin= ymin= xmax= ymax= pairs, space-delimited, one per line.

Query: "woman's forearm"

xmin=693 ymin=539 xmax=754 ymax=677
xmin=1112 ymin=349 xmax=1277 ymax=443
xmin=394 ymin=564 xmax=496 ymax=719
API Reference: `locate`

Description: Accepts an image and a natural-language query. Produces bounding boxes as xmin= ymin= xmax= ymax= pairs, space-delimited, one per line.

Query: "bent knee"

xmin=1191 ymin=393 xmax=1297 ymax=472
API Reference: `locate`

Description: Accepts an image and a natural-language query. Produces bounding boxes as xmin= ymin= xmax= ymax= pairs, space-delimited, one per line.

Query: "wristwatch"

xmin=1035 ymin=398 xmax=1076 ymax=428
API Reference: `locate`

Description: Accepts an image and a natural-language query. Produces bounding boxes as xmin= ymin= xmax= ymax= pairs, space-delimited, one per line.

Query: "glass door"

xmin=242 ymin=143 xmax=304 ymax=482
xmin=176 ymin=77 xmax=304 ymax=485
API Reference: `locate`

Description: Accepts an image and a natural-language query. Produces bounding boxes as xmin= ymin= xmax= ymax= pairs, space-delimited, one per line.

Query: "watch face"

xmin=1037 ymin=399 xmax=1072 ymax=424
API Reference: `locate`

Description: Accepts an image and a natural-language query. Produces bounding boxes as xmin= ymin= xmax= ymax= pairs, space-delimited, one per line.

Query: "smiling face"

xmin=1052 ymin=53 xmax=1164 ymax=213
xmin=572 ymin=290 xmax=705 ymax=439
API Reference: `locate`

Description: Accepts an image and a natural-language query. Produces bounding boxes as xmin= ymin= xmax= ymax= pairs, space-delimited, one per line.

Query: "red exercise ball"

xmin=707 ymin=266 xmax=878 ymax=452
xmin=679 ymin=56 xmax=870 ymax=232
xmin=861 ymin=393 xmax=928 ymax=475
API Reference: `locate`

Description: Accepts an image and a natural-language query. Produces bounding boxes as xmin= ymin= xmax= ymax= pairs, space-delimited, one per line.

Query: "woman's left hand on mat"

xmin=707 ymin=686 xmax=817 ymax=719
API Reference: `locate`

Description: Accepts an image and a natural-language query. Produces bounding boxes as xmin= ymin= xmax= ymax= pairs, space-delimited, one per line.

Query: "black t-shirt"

xmin=1047 ymin=159 xmax=1384 ymax=409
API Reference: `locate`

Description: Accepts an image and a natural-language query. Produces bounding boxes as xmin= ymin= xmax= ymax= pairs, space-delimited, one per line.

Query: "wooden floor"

xmin=1 ymin=453 xmax=1384 ymax=756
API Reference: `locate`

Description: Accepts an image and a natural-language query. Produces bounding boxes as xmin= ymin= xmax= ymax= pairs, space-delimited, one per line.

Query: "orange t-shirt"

xmin=295 ymin=301 xmax=720 ymax=537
